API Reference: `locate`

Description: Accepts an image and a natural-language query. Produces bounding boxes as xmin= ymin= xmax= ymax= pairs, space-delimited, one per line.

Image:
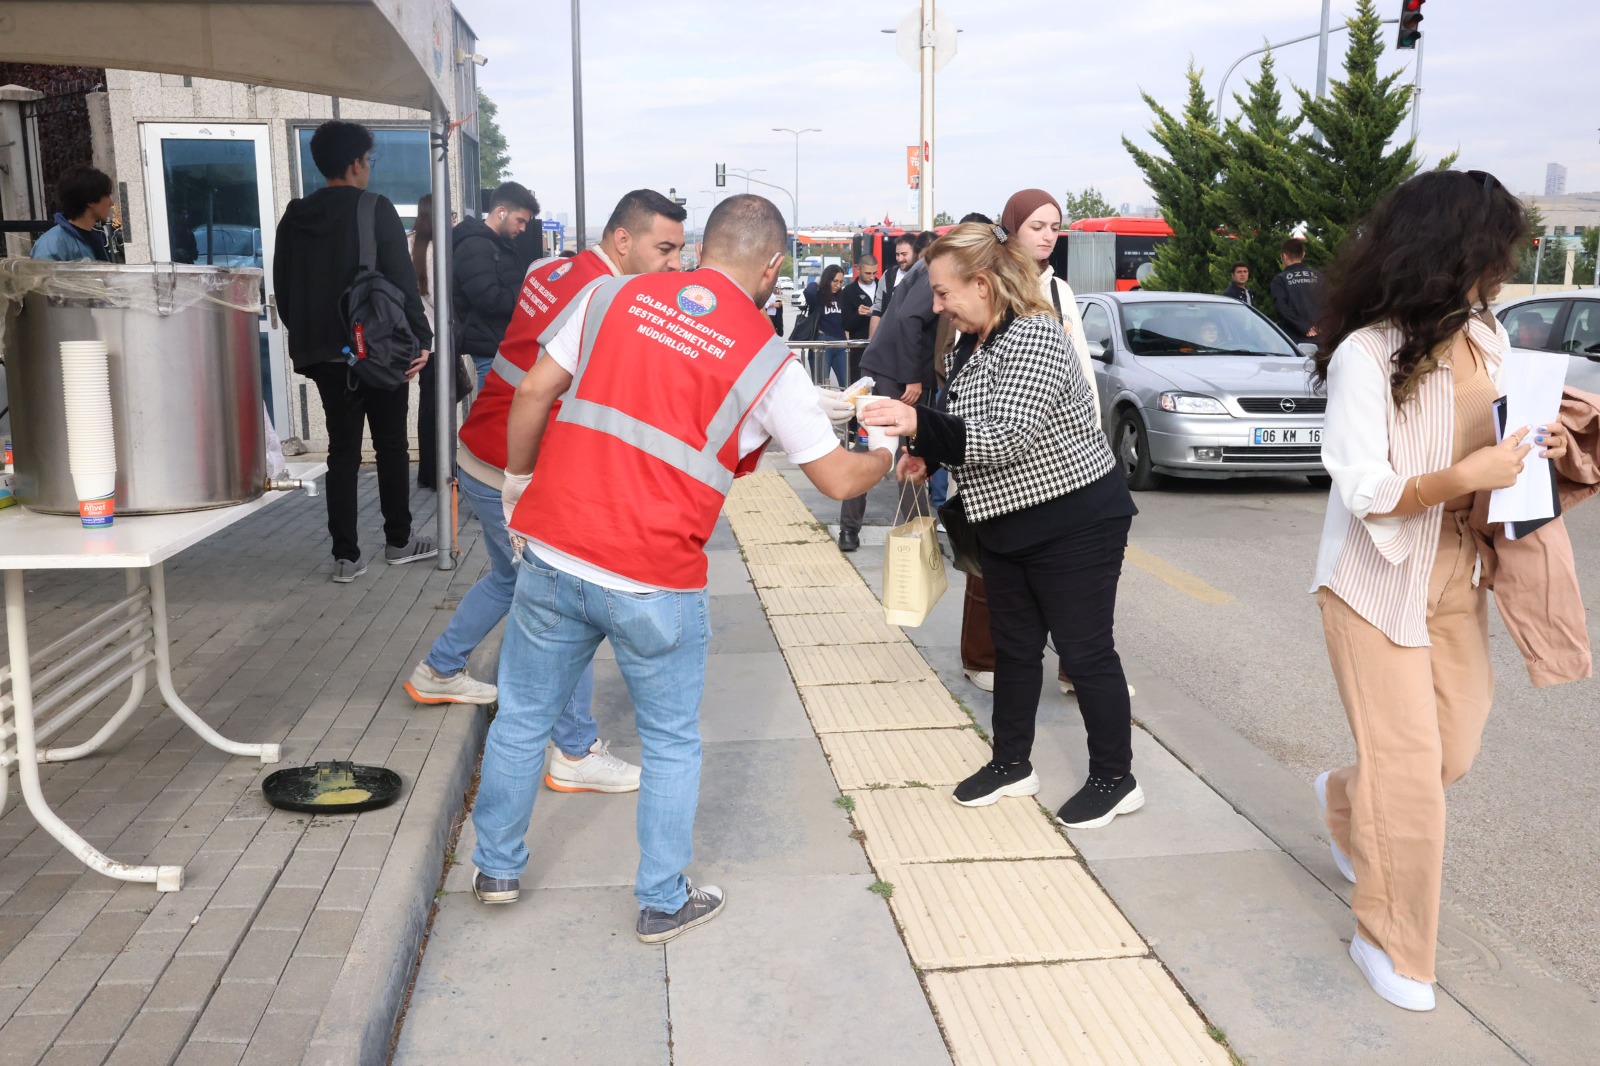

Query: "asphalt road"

xmin=1112 ymin=471 xmax=1600 ymax=996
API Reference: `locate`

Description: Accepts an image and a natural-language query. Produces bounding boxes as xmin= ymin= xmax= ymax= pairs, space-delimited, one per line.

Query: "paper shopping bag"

xmin=881 ymin=482 xmax=948 ymax=627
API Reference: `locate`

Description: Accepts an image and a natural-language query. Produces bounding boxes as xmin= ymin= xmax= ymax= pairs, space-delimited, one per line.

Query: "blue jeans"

xmin=473 ymin=354 xmax=494 ymax=392
xmin=929 ymin=467 xmax=949 ymax=510
xmin=825 ymin=346 xmax=848 ymax=387
xmin=425 ymin=469 xmax=597 ymax=757
xmin=472 ymin=549 xmax=712 ymax=912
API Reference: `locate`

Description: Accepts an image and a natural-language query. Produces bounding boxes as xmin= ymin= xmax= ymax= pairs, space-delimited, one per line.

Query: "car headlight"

xmin=1158 ymin=392 xmax=1228 ymax=415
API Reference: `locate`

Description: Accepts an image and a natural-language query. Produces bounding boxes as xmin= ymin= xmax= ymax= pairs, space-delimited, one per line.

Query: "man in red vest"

xmin=403 ymin=190 xmax=686 ymax=796
xmin=471 ymin=195 xmax=893 ymax=942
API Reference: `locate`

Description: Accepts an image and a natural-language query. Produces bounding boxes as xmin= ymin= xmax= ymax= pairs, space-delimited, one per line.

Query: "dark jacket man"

xmin=860 ymin=260 xmax=938 ymax=393
xmin=1221 ymin=280 xmax=1253 ymax=305
xmin=451 ymin=215 xmax=523 ymax=359
xmin=274 ymin=186 xmax=432 ymax=370
xmin=1270 ymin=259 xmax=1325 ymax=345
xmin=841 ymin=273 xmax=878 ymax=341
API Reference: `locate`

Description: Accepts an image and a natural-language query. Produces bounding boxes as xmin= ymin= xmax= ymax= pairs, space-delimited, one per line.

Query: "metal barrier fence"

xmin=784 ymin=338 xmax=869 ymax=387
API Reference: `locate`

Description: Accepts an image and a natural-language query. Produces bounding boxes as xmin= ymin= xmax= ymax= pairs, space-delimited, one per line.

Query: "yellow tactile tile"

xmin=799 ymin=680 xmax=971 ymax=732
xmin=784 ymin=644 xmax=933 ymax=687
xmin=742 ymin=543 xmax=849 ymax=567
xmin=880 ymin=861 xmax=1145 ymax=969
xmin=849 ymin=788 xmax=1073 ymax=865
xmin=926 ymin=960 xmax=1232 ymax=1066
xmin=745 ymin=559 xmax=864 ymax=590
xmin=724 ymin=511 xmax=829 ymax=546
xmin=768 ymin=612 xmax=909 ymax=649
xmin=819 ymin=728 xmax=990 ymax=788
xmin=756 ymin=586 xmax=884 ymax=616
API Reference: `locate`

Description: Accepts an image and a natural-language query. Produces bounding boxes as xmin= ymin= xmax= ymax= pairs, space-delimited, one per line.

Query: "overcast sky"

xmin=461 ymin=0 xmax=1599 ymax=232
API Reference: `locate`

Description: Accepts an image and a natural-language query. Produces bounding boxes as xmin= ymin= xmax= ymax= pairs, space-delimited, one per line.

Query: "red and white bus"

xmin=1064 ymin=216 xmax=1173 ymax=290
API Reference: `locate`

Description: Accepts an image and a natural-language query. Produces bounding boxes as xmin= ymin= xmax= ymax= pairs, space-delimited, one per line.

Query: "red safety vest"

xmin=514 ymin=268 xmax=796 ymax=591
xmin=456 ymin=249 xmax=616 ymax=472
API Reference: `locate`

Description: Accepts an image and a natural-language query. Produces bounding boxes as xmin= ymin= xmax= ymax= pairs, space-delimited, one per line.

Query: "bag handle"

xmin=356 ymin=191 xmax=379 ymax=272
xmin=896 ymin=475 xmax=933 ymax=521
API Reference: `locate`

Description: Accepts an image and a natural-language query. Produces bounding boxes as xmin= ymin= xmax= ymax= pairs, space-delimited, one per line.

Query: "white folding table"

xmin=0 ymin=463 xmax=325 ymax=891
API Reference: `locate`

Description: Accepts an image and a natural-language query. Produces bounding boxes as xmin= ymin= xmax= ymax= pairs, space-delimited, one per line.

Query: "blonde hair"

xmin=925 ymin=222 xmax=1053 ymax=334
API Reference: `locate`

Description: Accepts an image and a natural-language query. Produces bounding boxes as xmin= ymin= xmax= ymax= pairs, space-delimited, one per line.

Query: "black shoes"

xmin=636 ymin=882 xmax=726 ymax=943
xmin=952 ymin=760 xmax=1041 ymax=807
xmin=472 ymin=867 xmax=520 ymax=904
xmin=838 ymin=529 xmax=860 ymax=552
xmin=1056 ymin=774 xmax=1144 ymax=829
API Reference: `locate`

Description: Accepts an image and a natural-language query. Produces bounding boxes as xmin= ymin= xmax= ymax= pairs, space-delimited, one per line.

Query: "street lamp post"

xmin=772 ymin=127 xmax=819 ymax=279
xmin=570 ymin=0 xmax=587 ymax=250
xmin=730 ymin=167 xmax=766 ymax=193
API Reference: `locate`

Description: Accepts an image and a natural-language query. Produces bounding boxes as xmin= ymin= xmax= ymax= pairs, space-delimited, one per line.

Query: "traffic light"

xmin=1397 ymin=0 xmax=1424 ymax=49
xmin=715 ymin=163 xmax=726 ymax=188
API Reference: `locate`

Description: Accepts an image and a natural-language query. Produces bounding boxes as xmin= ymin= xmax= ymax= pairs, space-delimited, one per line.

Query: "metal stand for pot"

xmin=0 ymin=463 xmax=324 ymax=891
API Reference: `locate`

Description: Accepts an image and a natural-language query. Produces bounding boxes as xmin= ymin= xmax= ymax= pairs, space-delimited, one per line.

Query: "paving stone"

xmin=744 ymin=559 xmax=864 ymax=590
xmin=799 ymin=679 xmax=970 ymax=733
xmin=819 ymin=728 xmax=991 ymax=789
xmin=52 ymin=982 xmax=149 ymax=1046
xmin=248 ymin=889 xmax=321 ymax=934
xmin=171 ymin=1043 xmax=245 ymax=1066
xmin=0 ymin=1012 xmax=72 ymax=1066
xmin=219 ymin=929 xmax=298 ymax=984
xmin=754 ymin=585 xmax=884 ymax=616
xmin=0 ymin=934 xmax=72 ymax=989
xmin=142 ymin=954 xmax=228 ymax=1015
xmin=272 ymin=850 xmax=339 ymax=891
xmin=0 ymin=875 xmax=78 ymax=919
xmin=60 ymin=910 xmax=147 ymax=961
xmin=14 ymin=957 xmax=110 ymax=1017
xmin=925 ymin=959 xmax=1232 ymax=1066
xmin=97 ymin=930 xmax=185 ymax=986
xmin=36 ymin=1045 xmax=113 ymax=1066
xmin=27 ymin=893 xmax=113 ymax=941
xmin=849 ymin=789 xmax=1074 ymax=865
xmin=292 ymin=909 xmax=361 ymax=959
xmin=767 ymin=611 xmax=909 ymax=648
xmin=329 ymin=834 xmax=389 ymax=872
xmin=260 ymin=956 xmax=342 ymax=1017
xmin=882 ymin=860 xmax=1145 ymax=969
xmin=188 ymin=979 xmax=274 ymax=1045
xmin=698 ymin=653 xmax=813 ymax=743
xmin=206 ymin=865 xmax=279 ymax=912
xmin=741 ymin=543 xmax=853 ymax=568
xmin=314 ymin=867 xmax=378 ymax=913
xmin=236 ymin=1010 xmax=321 ymax=1066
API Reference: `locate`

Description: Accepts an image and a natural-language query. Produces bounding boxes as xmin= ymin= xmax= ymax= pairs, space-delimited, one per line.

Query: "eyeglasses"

xmin=1466 ymin=169 xmax=1498 ymax=194
xmin=365 ymin=152 xmax=380 ymax=168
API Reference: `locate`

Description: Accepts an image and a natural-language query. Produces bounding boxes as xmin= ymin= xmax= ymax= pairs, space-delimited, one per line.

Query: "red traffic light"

xmin=1397 ymin=0 xmax=1425 ymax=48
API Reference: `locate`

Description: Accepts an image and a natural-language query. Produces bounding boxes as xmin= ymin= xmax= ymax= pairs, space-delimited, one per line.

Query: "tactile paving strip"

xmin=819 ymin=728 xmax=990 ymax=788
xmin=925 ymin=959 xmax=1233 ymax=1066
xmin=849 ymin=788 xmax=1074 ymax=865
xmin=724 ymin=511 xmax=830 ymax=546
xmin=743 ymin=543 xmax=854 ymax=567
xmin=799 ymin=680 xmax=971 ymax=732
xmin=880 ymin=861 xmax=1145 ymax=969
xmin=784 ymin=644 xmax=933 ymax=687
xmin=745 ymin=560 xmax=865 ymax=589
xmin=756 ymin=585 xmax=885 ymax=616
xmin=769 ymin=612 xmax=909 ymax=649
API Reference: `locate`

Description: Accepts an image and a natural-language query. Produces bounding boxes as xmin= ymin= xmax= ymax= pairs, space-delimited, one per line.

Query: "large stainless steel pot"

xmin=1 ymin=262 xmax=266 ymax=514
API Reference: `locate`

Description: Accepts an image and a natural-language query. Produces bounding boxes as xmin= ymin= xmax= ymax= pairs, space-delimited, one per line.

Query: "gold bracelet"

xmin=1412 ymin=474 xmax=1436 ymax=509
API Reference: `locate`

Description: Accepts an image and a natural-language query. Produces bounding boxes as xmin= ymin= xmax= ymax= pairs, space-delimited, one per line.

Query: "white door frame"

xmin=140 ymin=121 xmax=290 ymax=439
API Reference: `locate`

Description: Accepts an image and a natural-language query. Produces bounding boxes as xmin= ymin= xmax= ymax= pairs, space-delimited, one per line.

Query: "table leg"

xmin=38 ymin=569 xmax=150 ymax=763
xmin=146 ymin=563 xmax=280 ymax=764
xmin=4 ymin=570 xmax=183 ymax=891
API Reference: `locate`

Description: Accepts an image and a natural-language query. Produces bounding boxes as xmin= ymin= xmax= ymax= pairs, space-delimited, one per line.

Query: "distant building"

xmin=1523 ymin=191 xmax=1599 ymax=246
xmin=1545 ymin=163 xmax=1568 ymax=196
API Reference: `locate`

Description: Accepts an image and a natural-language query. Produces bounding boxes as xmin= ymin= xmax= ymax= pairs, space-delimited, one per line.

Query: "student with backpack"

xmin=274 ymin=120 xmax=438 ymax=583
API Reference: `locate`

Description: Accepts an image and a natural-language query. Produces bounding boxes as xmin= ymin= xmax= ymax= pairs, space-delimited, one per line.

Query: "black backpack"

xmin=338 ymin=191 xmax=420 ymax=391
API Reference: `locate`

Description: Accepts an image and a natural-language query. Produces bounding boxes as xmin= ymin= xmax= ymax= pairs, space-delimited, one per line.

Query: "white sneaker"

xmin=1350 ymin=932 xmax=1436 ymax=1011
xmin=964 ymin=669 xmax=994 ymax=692
xmin=404 ymin=662 xmax=497 ymax=705
xmin=545 ymin=739 xmax=641 ymax=793
xmin=1058 ymin=679 xmax=1137 ymax=698
xmin=1314 ymin=771 xmax=1357 ymax=884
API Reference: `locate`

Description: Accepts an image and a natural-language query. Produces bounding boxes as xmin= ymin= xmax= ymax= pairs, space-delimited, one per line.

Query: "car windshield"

xmin=1123 ymin=300 xmax=1300 ymax=357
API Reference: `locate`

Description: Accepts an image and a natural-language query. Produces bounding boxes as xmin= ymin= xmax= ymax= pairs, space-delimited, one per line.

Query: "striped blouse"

xmin=1310 ymin=315 xmax=1508 ymax=647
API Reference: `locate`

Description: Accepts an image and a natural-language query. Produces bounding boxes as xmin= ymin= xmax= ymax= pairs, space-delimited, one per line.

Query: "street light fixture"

xmin=730 ymin=167 xmax=766 ymax=193
xmin=772 ymin=128 xmax=819 ymax=279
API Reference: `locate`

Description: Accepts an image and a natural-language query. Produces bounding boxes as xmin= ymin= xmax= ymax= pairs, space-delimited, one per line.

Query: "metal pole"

xmin=1409 ymin=33 xmax=1423 ymax=141
xmin=430 ymin=105 xmax=456 ymax=570
xmin=918 ymin=0 xmax=934 ymax=230
xmin=1216 ymin=21 xmax=1399 ymax=122
xmin=571 ymin=0 xmax=587 ymax=251
xmin=1533 ymin=235 xmax=1543 ymax=294
xmin=1315 ymin=0 xmax=1332 ymax=99
xmin=793 ymin=137 xmax=801 ymax=277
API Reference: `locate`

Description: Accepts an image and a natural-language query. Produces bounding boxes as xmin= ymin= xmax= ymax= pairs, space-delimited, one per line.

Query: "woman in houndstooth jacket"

xmin=862 ymin=222 xmax=1142 ymax=830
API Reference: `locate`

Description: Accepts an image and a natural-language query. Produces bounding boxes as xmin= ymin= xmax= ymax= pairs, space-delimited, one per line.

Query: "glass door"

xmin=140 ymin=122 xmax=288 ymax=438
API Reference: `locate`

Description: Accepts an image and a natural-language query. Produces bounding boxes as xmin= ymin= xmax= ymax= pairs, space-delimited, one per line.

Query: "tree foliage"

xmin=933 ymin=211 xmax=955 ymax=227
xmin=1062 ymin=186 xmax=1118 ymax=222
xmin=1123 ymin=64 xmax=1225 ymax=292
xmin=1212 ymin=51 xmax=1301 ymax=315
xmin=477 ymin=90 xmax=512 ymax=186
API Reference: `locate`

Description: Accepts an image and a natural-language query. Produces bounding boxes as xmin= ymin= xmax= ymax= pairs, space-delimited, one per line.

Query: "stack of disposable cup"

xmin=59 ymin=340 xmax=117 ymax=527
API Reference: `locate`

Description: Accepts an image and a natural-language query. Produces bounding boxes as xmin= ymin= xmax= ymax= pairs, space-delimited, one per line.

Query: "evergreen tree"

xmin=1293 ymin=0 xmax=1418 ymax=258
xmin=933 ymin=211 xmax=954 ymax=226
xmin=1212 ymin=51 xmax=1301 ymax=316
xmin=1123 ymin=64 xmax=1225 ymax=292
xmin=1574 ymin=228 xmax=1598 ymax=289
xmin=1062 ymin=186 xmax=1118 ymax=222
xmin=477 ymin=90 xmax=512 ymax=186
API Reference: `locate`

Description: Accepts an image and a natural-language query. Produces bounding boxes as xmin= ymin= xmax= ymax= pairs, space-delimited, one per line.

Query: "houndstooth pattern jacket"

xmin=945 ymin=312 xmax=1116 ymax=524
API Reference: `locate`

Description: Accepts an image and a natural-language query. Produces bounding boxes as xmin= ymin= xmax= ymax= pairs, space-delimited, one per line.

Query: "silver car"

xmin=1077 ymin=292 xmax=1326 ymax=490
xmin=1494 ymin=288 xmax=1600 ymax=394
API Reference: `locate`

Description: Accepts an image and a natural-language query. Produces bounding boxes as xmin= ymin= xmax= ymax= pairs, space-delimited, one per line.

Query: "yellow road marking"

xmin=1124 ymin=545 xmax=1235 ymax=605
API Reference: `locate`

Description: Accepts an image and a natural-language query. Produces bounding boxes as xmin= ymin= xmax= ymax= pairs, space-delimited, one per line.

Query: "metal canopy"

xmin=0 ymin=0 xmax=453 ymax=111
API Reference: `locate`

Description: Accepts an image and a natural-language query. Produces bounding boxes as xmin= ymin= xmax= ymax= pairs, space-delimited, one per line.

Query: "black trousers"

xmin=417 ymin=358 xmax=437 ymax=488
xmin=304 ymin=363 xmax=413 ymax=562
xmin=983 ymin=515 xmax=1133 ymax=777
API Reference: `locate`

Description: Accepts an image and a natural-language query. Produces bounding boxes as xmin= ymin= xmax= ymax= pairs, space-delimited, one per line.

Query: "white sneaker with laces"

xmin=1058 ymin=679 xmax=1138 ymax=698
xmin=545 ymin=739 xmax=641 ymax=793
xmin=964 ymin=669 xmax=994 ymax=692
xmin=1315 ymin=771 xmax=1358 ymax=884
xmin=404 ymin=662 xmax=497 ymax=705
xmin=1350 ymin=931 xmax=1435 ymax=1011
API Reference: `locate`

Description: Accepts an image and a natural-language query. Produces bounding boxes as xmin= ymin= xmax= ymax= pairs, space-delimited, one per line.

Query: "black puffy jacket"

xmin=450 ymin=217 xmax=523 ymax=358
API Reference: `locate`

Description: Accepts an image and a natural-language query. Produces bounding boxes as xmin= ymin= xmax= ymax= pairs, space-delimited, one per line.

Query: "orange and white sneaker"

xmin=404 ymin=662 xmax=497 ymax=705
xmin=545 ymin=739 xmax=641 ymax=793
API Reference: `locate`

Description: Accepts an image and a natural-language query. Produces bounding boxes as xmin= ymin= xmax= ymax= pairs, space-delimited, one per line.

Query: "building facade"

xmin=1544 ymin=163 xmax=1568 ymax=197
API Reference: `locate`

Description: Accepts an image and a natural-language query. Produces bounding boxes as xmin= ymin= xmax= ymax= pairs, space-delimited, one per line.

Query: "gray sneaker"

xmin=331 ymin=558 xmax=367 ymax=584
xmin=472 ymin=867 xmax=519 ymax=904
xmin=384 ymin=534 xmax=438 ymax=565
xmin=636 ymin=882 xmax=725 ymax=944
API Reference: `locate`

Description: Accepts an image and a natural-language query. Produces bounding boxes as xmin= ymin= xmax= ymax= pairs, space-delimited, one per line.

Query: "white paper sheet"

xmin=1487 ymin=349 xmax=1568 ymax=526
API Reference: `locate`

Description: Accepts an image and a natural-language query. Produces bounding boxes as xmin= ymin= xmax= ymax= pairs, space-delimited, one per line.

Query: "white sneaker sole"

xmin=1350 ymin=934 xmax=1436 ymax=1011
xmin=1056 ymin=783 xmax=1146 ymax=829
xmin=471 ymin=866 xmax=519 ymax=905
xmin=544 ymin=772 xmax=640 ymax=794
xmin=637 ymin=893 xmax=726 ymax=943
xmin=953 ymin=771 xmax=1041 ymax=808
xmin=403 ymin=680 xmax=497 ymax=706
xmin=1314 ymin=772 xmax=1358 ymax=884
xmin=386 ymin=548 xmax=439 ymax=566
xmin=331 ymin=564 xmax=367 ymax=584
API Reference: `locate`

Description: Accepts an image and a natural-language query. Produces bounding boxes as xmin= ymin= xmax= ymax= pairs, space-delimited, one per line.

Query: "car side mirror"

xmin=1297 ymin=342 xmax=1318 ymax=358
xmin=1088 ymin=341 xmax=1109 ymax=362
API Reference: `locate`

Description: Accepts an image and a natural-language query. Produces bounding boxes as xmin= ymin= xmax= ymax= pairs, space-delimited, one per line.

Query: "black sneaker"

xmin=472 ymin=867 xmax=520 ymax=904
xmin=952 ymin=760 xmax=1040 ymax=808
xmin=838 ymin=529 xmax=860 ymax=553
xmin=1055 ymin=774 xmax=1144 ymax=829
xmin=636 ymin=882 xmax=726 ymax=944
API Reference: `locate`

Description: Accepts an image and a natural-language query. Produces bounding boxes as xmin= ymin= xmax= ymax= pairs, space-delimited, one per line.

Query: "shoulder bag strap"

xmin=1049 ymin=277 xmax=1063 ymax=318
xmin=356 ymin=191 xmax=379 ymax=272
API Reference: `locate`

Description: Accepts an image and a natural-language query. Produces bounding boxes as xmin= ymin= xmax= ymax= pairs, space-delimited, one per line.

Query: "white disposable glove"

xmin=501 ymin=470 xmax=533 ymax=528
xmin=816 ymin=386 xmax=855 ymax=429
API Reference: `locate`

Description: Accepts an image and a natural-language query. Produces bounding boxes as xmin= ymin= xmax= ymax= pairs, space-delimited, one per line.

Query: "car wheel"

xmin=1115 ymin=413 xmax=1160 ymax=491
xmin=1307 ymin=474 xmax=1332 ymax=489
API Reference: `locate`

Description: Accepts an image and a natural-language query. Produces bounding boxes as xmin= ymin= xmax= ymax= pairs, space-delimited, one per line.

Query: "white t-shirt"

xmin=522 ymin=283 xmax=839 ymax=592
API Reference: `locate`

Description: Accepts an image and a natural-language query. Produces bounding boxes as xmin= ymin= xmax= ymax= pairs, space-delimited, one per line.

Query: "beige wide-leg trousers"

xmin=1318 ymin=510 xmax=1493 ymax=983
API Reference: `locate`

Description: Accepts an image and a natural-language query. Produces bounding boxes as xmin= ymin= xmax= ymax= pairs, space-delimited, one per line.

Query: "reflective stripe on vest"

xmin=487 ymin=273 xmax=609 ymax=391
xmin=556 ymin=277 xmax=795 ymax=494
xmin=490 ymin=352 xmax=524 ymax=388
